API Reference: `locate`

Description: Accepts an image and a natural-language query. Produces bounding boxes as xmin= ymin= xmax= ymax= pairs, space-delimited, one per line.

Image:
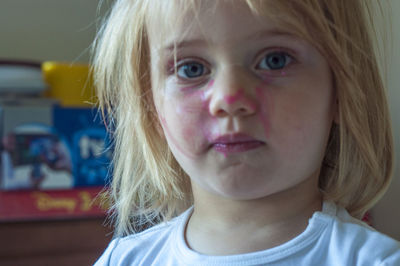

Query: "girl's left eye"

xmin=177 ymin=62 xmax=208 ymax=79
xmin=257 ymin=52 xmax=293 ymax=71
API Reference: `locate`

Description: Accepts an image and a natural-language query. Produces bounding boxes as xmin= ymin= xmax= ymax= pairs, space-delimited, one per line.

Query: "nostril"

xmin=208 ymin=88 xmax=257 ymax=117
xmin=216 ymin=109 xmax=227 ymax=117
xmin=239 ymin=107 xmax=247 ymax=114
xmin=210 ymin=100 xmax=257 ymax=117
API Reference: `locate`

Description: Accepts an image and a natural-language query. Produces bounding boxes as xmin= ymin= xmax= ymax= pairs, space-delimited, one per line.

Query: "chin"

xmin=212 ymin=178 xmax=277 ymax=200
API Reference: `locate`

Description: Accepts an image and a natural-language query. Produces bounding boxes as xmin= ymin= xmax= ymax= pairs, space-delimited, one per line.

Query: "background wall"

xmin=0 ymin=0 xmax=399 ymax=239
xmin=0 ymin=0 xmax=107 ymax=63
xmin=372 ymin=0 xmax=400 ymax=240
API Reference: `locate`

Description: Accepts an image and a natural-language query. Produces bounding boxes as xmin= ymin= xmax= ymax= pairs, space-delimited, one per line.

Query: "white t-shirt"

xmin=94 ymin=201 xmax=400 ymax=265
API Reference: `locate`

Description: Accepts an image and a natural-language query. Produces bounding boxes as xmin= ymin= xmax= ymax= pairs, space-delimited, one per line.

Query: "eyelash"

xmin=169 ymin=50 xmax=296 ymax=81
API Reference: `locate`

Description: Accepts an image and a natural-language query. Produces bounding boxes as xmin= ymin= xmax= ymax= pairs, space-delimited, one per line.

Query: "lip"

xmin=211 ymin=133 xmax=265 ymax=154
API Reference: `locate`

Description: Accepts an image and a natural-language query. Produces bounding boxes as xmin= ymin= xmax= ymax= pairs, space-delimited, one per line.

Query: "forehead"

xmin=145 ymin=0 xmax=305 ymax=51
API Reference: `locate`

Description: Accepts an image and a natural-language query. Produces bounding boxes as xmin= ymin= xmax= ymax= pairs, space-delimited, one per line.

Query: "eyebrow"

xmin=247 ymin=29 xmax=299 ymax=41
xmin=163 ymin=39 xmax=208 ymax=52
xmin=162 ymin=29 xmax=300 ymax=52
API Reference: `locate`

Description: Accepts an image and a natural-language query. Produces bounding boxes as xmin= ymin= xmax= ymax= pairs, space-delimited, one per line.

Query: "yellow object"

xmin=42 ymin=62 xmax=95 ymax=107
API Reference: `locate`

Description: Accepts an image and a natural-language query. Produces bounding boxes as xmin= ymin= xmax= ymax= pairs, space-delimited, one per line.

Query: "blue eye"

xmin=177 ymin=62 xmax=205 ymax=79
xmin=258 ymin=52 xmax=292 ymax=70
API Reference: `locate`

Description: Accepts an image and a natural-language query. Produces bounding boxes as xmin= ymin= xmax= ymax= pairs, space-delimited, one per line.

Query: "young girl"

xmin=93 ymin=0 xmax=400 ymax=265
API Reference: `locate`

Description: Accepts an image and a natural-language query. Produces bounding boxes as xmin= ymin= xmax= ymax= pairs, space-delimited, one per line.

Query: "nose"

xmin=208 ymin=68 xmax=257 ymax=117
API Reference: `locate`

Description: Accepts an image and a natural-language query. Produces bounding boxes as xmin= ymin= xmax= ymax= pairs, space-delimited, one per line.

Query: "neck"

xmin=185 ymin=177 xmax=322 ymax=255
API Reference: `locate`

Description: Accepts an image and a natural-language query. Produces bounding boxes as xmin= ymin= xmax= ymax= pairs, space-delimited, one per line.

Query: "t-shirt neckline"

xmin=172 ymin=201 xmax=336 ymax=265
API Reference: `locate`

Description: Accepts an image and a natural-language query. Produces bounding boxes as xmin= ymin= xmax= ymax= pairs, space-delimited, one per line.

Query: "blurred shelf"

xmin=0 ymin=187 xmax=108 ymax=222
xmin=0 ymin=217 xmax=112 ymax=266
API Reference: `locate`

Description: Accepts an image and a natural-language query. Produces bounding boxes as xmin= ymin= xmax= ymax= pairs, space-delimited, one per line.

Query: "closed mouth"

xmin=213 ymin=141 xmax=264 ymax=153
xmin=211 ymin=133 xmax=265 ymax=154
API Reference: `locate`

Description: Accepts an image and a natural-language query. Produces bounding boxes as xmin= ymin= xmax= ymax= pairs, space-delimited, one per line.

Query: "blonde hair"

xmin=92 ymin=0 xmax=394 ymax=237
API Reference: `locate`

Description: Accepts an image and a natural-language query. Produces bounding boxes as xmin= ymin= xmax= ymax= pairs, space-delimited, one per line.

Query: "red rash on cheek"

xmin=159 ymin=115 xmax=197 ymax=159
xmin=176 ymin=90 xmax=205 ymax=114
xmin=180 ymin=85 xmax=200 ymax=94
xmin=160 ymin=80 xmax=218 ymax=158
xmin=180 ymin=79 xmax=218 ymax=142
xmin=179 ymin=80 xmax=216 ymax=118
xmin=177 ymin=81 xmax=213 ymax=116
xmin=261 ymin=73 xmax=280 ymax=84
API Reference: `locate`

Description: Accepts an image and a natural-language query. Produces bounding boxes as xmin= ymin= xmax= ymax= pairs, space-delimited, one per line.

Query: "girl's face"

xmin=149 ymin=1 xmax=336 ymax=200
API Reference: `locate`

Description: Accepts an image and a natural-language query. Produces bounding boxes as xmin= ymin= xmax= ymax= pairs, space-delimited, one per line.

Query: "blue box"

xmin=53 ymin=107 xmax=111 ymax=187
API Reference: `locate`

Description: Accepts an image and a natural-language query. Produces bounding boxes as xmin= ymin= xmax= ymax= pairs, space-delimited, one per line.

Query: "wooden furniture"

xmin=0 ymin=217 xmax=112 ymax=266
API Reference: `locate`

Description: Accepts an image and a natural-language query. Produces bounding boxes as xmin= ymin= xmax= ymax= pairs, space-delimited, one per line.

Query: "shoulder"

xmin=94 ymin=224 xmax=172 ymax=265
xmin=93 ymin=208 xmax=192 ymax=266
xmin=320 ymin=202 xmax=400 ymax=265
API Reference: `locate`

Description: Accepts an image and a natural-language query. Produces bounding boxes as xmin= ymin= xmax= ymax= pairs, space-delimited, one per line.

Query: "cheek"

xmin=159 ymin=112 xmax=199 ymax=159
xmin=255 ymin=86 xmax=273 ymax=139
xmin=159 ymin=90 xmax=213 ymax=156
xmin=271 ymin=91 xmax=334 ymax=156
